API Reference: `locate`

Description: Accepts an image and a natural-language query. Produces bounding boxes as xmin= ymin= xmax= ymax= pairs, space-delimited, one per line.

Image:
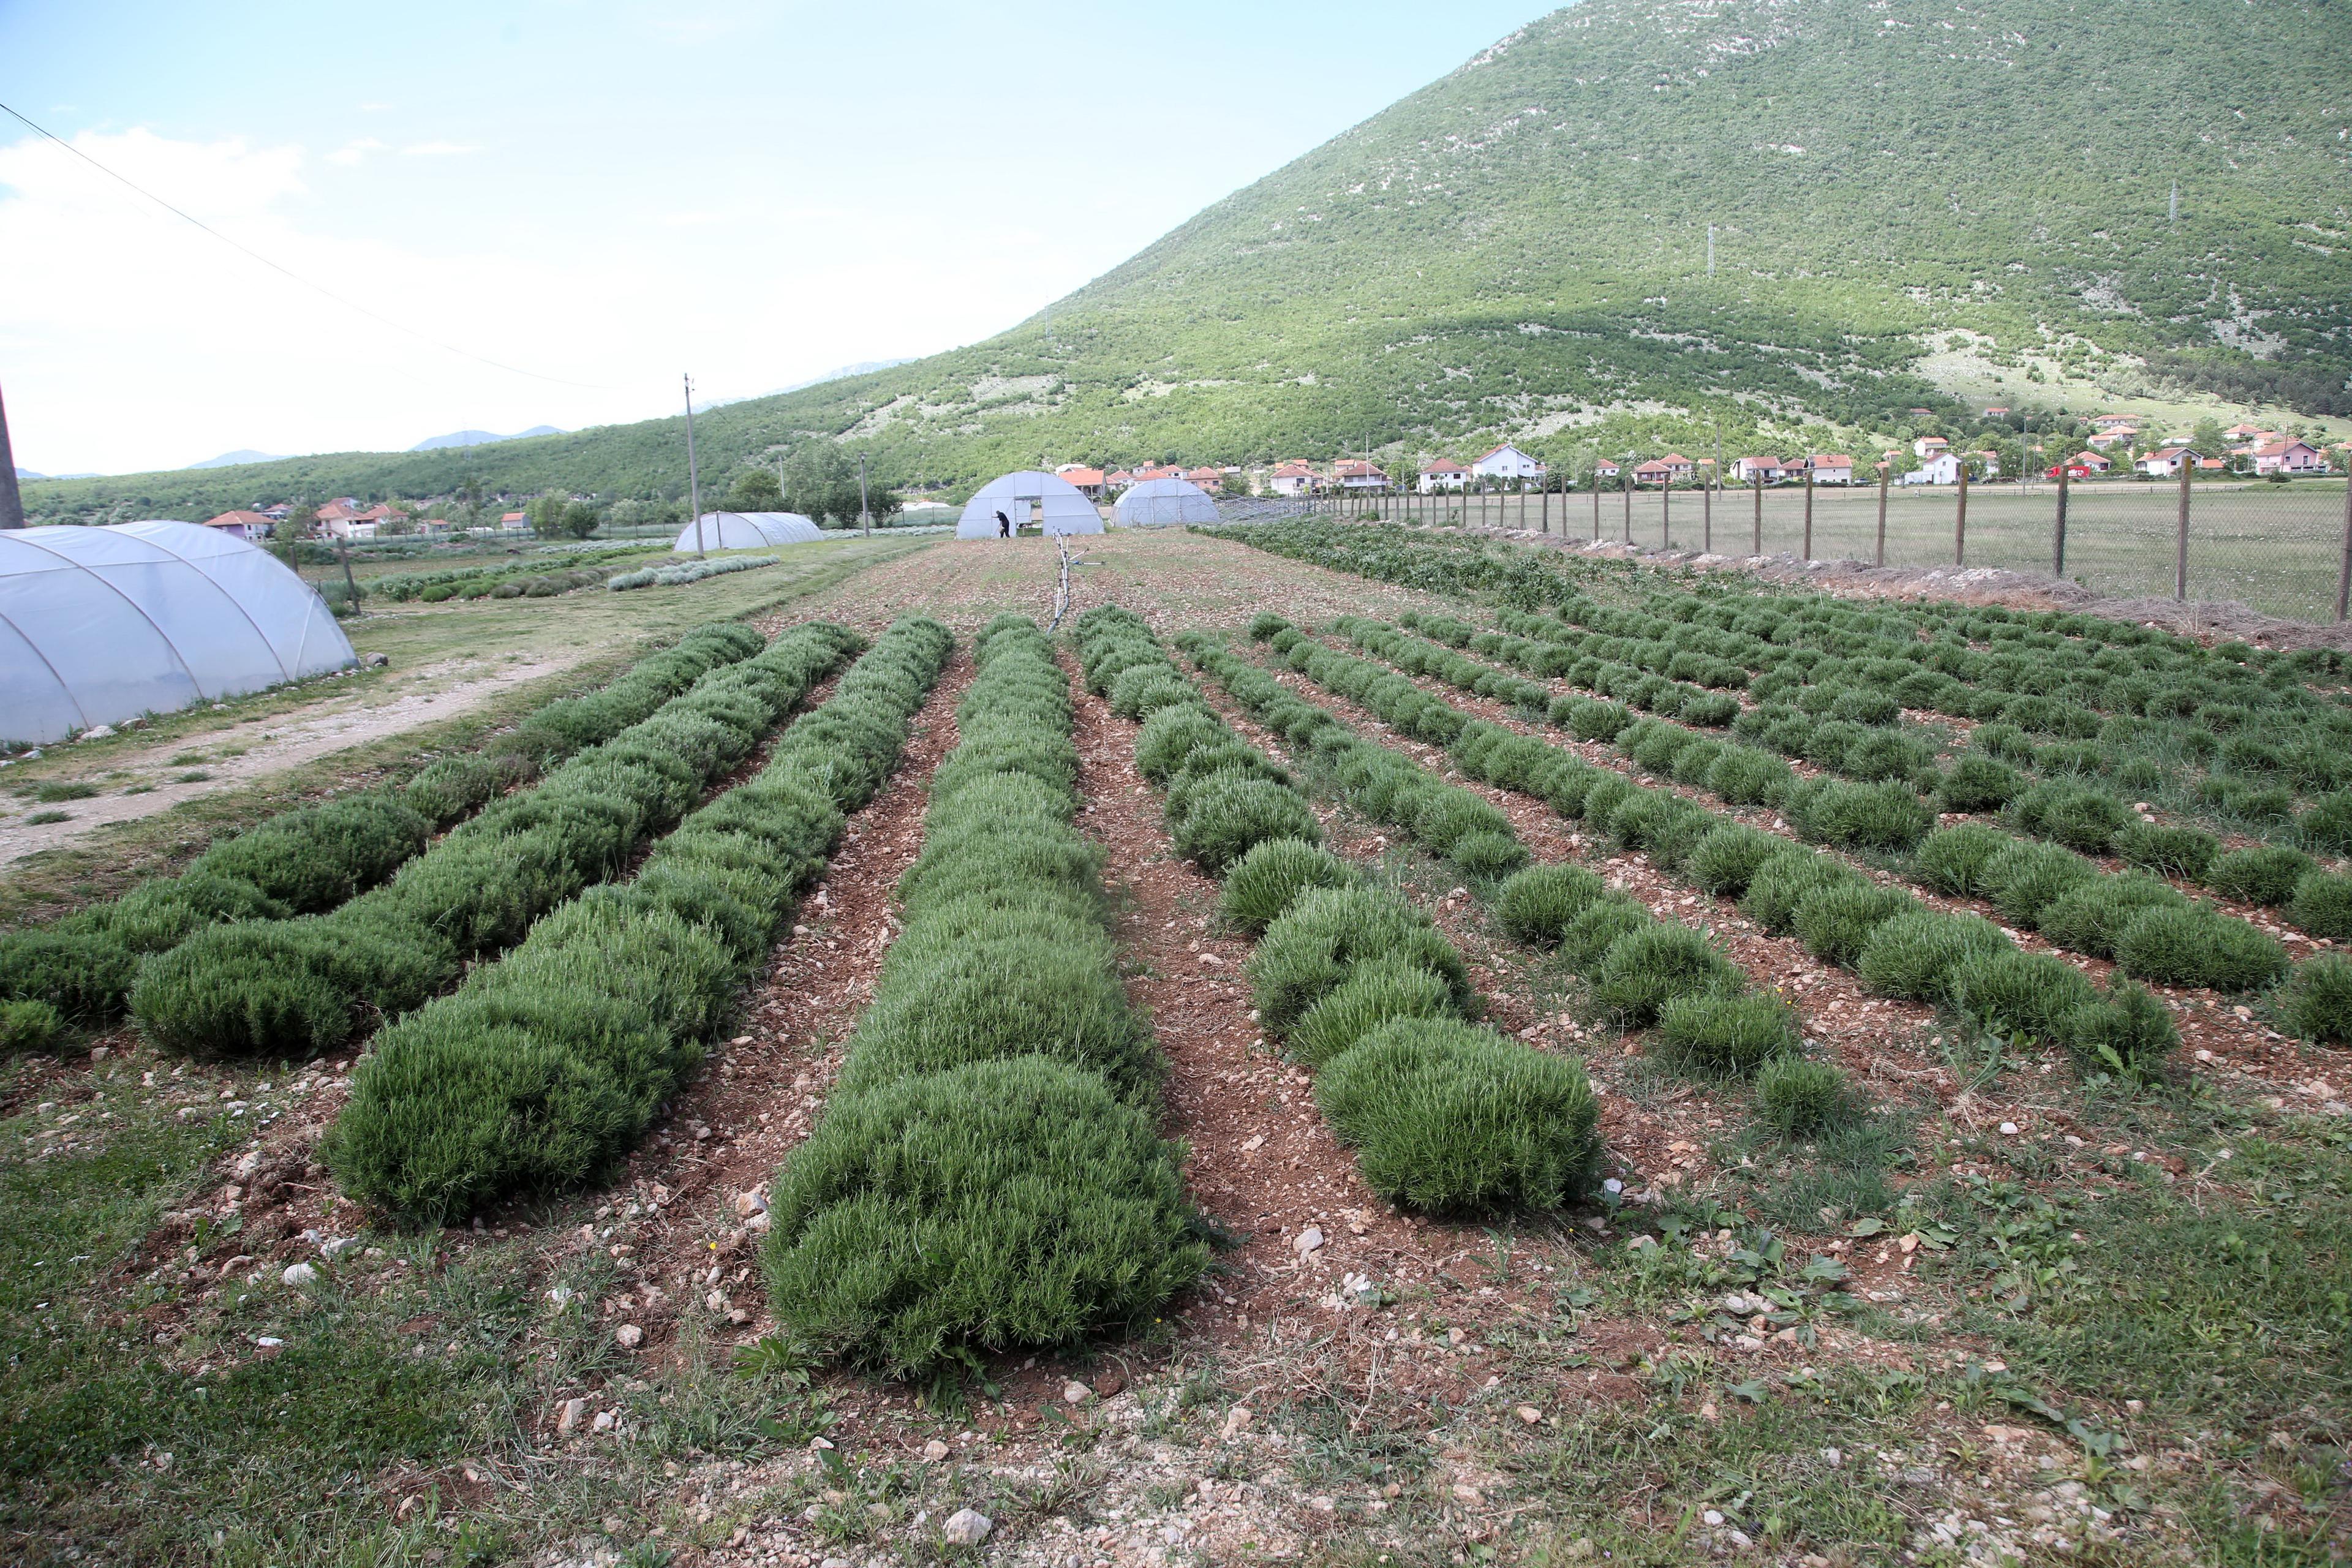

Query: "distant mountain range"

xmin=16 ymin=466 xmax=99 ymax=481
xmin=186 ymin=450 xmax=287 ymax=470
xmin=409 ymin=426 xmax=565 ymax=451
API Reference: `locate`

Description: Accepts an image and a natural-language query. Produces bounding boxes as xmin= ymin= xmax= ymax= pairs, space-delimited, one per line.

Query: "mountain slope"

xmin=410 ymin=427 xmax=565 ymax=451
xmin=23 ymin=0 xmax=2350 ymax=521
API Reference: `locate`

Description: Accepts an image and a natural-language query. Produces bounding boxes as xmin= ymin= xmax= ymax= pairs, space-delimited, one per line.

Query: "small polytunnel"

xmin=1114 ymin=477 xmax=1220 ymax=527
xmin=956 ymin=472 xmax=1104 ymax=538
xmin=0 ymin=520 xmax=356 ymax=745
xmin=673 ymin=512 xmax=826 ymax=551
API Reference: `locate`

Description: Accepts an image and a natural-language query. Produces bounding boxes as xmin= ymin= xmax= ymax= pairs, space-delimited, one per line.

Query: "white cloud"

xmin=400 ymin=141 xmax=477 ymax=157
xmin=325 ymin=137 xmax=386 ymax=166
xmin=0 ymin=126 xmax=1096 ymax=477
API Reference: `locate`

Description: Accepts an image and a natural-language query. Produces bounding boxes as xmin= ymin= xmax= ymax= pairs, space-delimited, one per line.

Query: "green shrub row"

xmin=1104 ymin=616 xmax=1602 ymax=1213
xmin=1256 ymin=612 xmax=2183 ymax=1077
xmin=0 ymin=622 xmax=767 ymax=1025
xmin=326 ymin=617 xmax=950 ymax=1219
xmin=126 ymin=622 xmax=860 ymax=1060
xmin=1183 ymin=624 xmax=1529 ymax=881
xmin=761 ymin=615 xmax=1204 ymax=1376
xmin=1366 ymin=614 xmax=1740 ymax=728
xmin=608 ymin=554 xmax=780 ymax=591
xmin=372 ymin=545 xmax=652 ymax=601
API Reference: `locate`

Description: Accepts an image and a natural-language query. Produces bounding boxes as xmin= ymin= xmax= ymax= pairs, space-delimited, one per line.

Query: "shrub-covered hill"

xmin=28 ymin=0 xmax=2350 ymax=521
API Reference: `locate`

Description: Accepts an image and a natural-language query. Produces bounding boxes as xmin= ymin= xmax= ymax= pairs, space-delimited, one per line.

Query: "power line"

xmin=0 ymin=97 xmax=614 ymax=391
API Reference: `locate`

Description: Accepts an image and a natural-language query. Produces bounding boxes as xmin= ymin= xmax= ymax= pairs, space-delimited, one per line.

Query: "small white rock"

xmin=557 ymin=1397 xmax=586 ymax=1435
xmin=281 ymin=1262 xmax=317 ymax=1287
xmin=1061 ymin=1380 xmax=1090 ymax=1404
xmin=1999 ymin=1121 xmax=2020 ymax=1137
xmin=614 ymin=1324 xmax=643 ymax=1349
xmin=1293 ymin=1226 xmax=1325 ymax=1256
xmin=941 ymin=1507 xmax=993 ymax=1546
xmin=922 ymin=1438 xmax=951 ymax=1461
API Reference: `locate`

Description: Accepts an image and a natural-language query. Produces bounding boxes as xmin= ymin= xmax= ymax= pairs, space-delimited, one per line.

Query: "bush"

xmin=1493 ymin=864 xmax=1607 ymax=946
xmin=1219 ymin=839 xmax=1357 ymax=933
xmin=1106 ymin=665 xmax=1195 ymax=721
xmin=1589 ymin=923 xmax=1740 ymax=1027
xmin=2297 ymin=791 xmax=2352 ymax=854
xmin=1168 ymin=771 xmax=1322 ymax=877
xmin=1685 ymin=825 xmax=1784 ymax=897
xmin=2008 ymin=783 xmax=2130 ymax=856
xmin=2037 ymin=872 xmax=2188 ymax=958
xmin=2111 ymin=822 xmax=2220 ymax=880
xmin=1705 ymin=747 xmax=1789 ymax=805
xmin=1791 ymin=882 xmax=1916 ymax=968
xmin=1914 ymin=823 xmax=2011 ymax=899
xmin=1558 ymin=897 xmax=1653 ymax=968
xmin=1951 ymin=949 xmax=2099 ymax=1045
xmin=1789 ymin=779 xmax=1932 ymax=851
xmin=1133 ymin=703 xmax=1226 ymax=783
xmin=1855 ymin=911 xmax=2010 ymax=1002
xmin=2277 ymin=955 xmax=2352 ymax=1047
xmin=1291 ymin=957 xmax=1459 ymax=1067
xmin=1653 ymin=992 xmax=1800 ymax=1074
xmin=2206 ymin=845 xmax=2318 ymax=907
xmin=1251 ymin=887 xmax=1471 ymax=1033
xmin=2114 ymin=905 xmax=2290 ymax=992
xmin=1450 ymin=830 xmax=1531 ymax=879
xmin=1741 ymin=850 xmax=1861 ymax=936
xmin=1978 ymin=840 xmax=2098 ymax=929
xmin=762 ymin=1056 xmax=1207 ymax=1376
xmin=1937 ymin=755 xmax=2023 ymax=813
xmin=0 ymin=999 xmax=62 ymax=1054
xmin=2285 ymin=872 xmax=2352 ymax=941
xmin=1754 ymin=1057 xmax=1853 ymax=1137
xmin=1315 ymin=1018 xmax=1600 ymax=1214
xmin=2068 ymin=980 xmax=2178 ymax=1077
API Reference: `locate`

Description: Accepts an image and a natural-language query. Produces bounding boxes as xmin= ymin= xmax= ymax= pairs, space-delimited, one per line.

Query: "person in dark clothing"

xmin=995 ymin=509 xmax=1011 ymax=538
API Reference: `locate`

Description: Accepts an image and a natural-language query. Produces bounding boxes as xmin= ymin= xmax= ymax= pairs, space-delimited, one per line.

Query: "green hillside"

xmin=26 ymin=0 xmax=2351 ymax=522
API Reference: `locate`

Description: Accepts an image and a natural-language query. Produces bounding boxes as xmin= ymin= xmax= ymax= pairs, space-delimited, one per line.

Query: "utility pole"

xmin=2054 ymin=462 xmax=2070 ymax=578
xmin=857 ymin=453 xmax=872 ymax=537
xmin=0 ymin=377 xmax=22 ymax=529
xmin=1875 ymin=462 xmax=1890 ymax=567
xmin=684 ymin=373 xmax=706 ymax=559
xmin=1802 ymin=466 xmax=1815 ymax=560
xmin=2174 ymin=458 xmax=2192 ymax=601
xmin=1954 ymin=459 xmax=1970 ymax=566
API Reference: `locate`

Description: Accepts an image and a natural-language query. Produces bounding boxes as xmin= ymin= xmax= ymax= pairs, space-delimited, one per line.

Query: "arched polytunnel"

xmin=0 ymin=520 xmax=355 ymax=745
xmin=955 ymin=472 xmax=1103 ymax=538
xmin=1114 ymin=477 xmax=1219 ymax=526
xmin=672 ymin=512 xmax=825 ymax=551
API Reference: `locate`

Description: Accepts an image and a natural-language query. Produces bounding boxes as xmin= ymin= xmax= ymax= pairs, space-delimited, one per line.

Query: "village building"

xmin=1913 ymin=435 xmax=1950 ymax=458
xmin=2135 ymin=447 xmax=2201 ymax=478
xmin=1335 ymin=460 xmax=1388 ymax=491
xmin=1419 ymin=458 xmax=1469 ymax=494
xmin=201 ymin=510 xmax=274 ymax=541
xmin=1803 ymin=454 xmax=1856 ymax=485
xmin=1267 ymin=462 xmax=1321 ymax=497
xmin=1471 ymin=443 xmax=1545 ymax=483
xmin=2250 ymin=439 xmax=2326 ymax=476
xmin=1732 ymin=456 xmax=1785 ymax=483
xmin=1900 ymin=452 xmax=1962 ymax=486
xmin=1054 ymin=465 xmax=1108 ymax=499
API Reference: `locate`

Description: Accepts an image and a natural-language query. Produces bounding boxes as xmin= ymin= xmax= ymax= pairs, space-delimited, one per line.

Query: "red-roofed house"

xmin=1804 ymin=454 xmax=1855 ymax=485
xmin=2091 ymin=413 xmax=2138 ymax=429
xmin=1913 ymin=436 xmax=1950 ymax=458
xmin=2086 ymin=426 xmax=2138 ymax=451
xmin=202 ymin=510 xmax=274 ymax=541
xmin=1336 ymin=461 xmax=1388 ymax=491
xmin=1267 ymin=462 xmax=1321 ymax=498
xmin=1593 ymin=459 xmax=1621 ymax=480
xmin=1983 ymin=406 xmax=2010 ymax=418
xmin=2135 ymin=447 xmax=2201 ymax=478
xmin=1055 ymin=466 xmax=1107 ymax=498
xmin=1419 ymin=458 xmax=1469 ymax=494
xmin=1632 ymin=454 xmax=1694 ymax=486
xmin=1732 ymin=456 xmax=1785 ymax=483
xmin=499 ymin=510 xmax=530 ymax=530
xmin=2251 ymin=440 xmax=2325 ymax=477
xmin=2071 ymin=450 xmax=2113 ymax=474
xmin=1471 ymin=443 xmax=1545 ymax=483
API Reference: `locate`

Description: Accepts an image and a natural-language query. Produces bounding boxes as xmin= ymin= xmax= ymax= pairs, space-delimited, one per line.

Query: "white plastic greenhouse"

xmin=0 ymin=520 xmax=356 ymax=745
xmin=955 ymin=472 xmax=1103 ymax=539
xmin=673 ymin=512 xmax=824 ymax=551
xmin=1114 ymin=477 xmax=1219 ymax=527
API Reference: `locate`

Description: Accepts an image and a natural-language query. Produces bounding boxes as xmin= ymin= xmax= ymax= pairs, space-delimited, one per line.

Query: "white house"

xmin=1335 ymin=461 xmax=1388 ymax=491
xmin=1732 ymin=456 xmax=1785 ymax=484
xmin=1912 ymin=436 xmax=1950 ymax=459
xmin=1900 ymin=453 xmax=1962 ymax=486
xmin=1593 ymin=459 xmax=1621 ymax=480
xmin=2251 ymin=440 xmax=2326 ymax=476
xmin=2135 ymin=447 xmax=2200 ymax=478
xmin=1419 ymin=459 xmax=1469 ymax=494
xmin=1803 ymin=454 xmax=1855 ymax=485
xmin=201 ymin=510 xmax=274 ymax=541
xmin=1472 ymin=443 xmax=1546 ymax=483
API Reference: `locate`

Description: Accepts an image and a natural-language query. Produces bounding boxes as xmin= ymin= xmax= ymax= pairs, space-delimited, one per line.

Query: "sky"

xmin=0 ymin=0 xmax=1545 ymax=477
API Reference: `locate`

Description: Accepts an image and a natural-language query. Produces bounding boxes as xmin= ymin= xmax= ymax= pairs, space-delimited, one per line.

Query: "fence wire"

xmin=1245 ymin=478 xmax=2352 ymax=623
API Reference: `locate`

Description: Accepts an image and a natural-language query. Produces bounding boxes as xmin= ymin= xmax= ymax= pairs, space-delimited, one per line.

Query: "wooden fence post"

xmin=2054 ymin=462 xmax=2070 ymax=578
xmin=2174 ymin=460 xmax=2192 ymax=602
xmin=2337 ymin=471 xmax=2352 ymax=622
xmin=1662 ymin=479 xmax=1672 ymax=548
xmin=1954 ymin=462 xmax=1970 ymax=566
xmin=1875 ymin=462 xmax=1889 ymax=567
xmin=1703 ymin=472 xmax=1713 ymax=553
xmin=1751 ymin=471 xmax=1763 ymax=555
xmin=1803 ymin=467 xmax=1815 ymax=561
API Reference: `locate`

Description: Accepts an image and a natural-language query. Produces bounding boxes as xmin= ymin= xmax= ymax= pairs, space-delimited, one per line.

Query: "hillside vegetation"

xmin=26 ymin=0 xmax=2350 ymax=522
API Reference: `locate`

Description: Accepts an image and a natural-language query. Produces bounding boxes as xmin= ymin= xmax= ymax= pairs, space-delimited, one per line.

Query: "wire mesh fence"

xmin=1245 ymin=477 xmax=2352 ymax=623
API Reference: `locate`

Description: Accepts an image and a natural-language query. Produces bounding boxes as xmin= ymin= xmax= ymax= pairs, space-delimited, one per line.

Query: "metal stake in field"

xmin=1751 ymin=471 xmax=1763 ymax=556
xmin=2174 ymin=459 xmax=2191 ymax=601
xmin=1621 ymin=461 xmax=1632 ymax=544
xmin=2054 ymin=462 xmax=2070 ymax=577
xmin=1661 ymin=475 xmax=1670 ymax=548
xmin=683 ymin=372 xmax=706 ymax=559
xmin=1874 ymin=462 xmax=1889 ymax=567
xmin=1954 ymin=461 xmax=1970 ymax=566
xmin=856 ymin=453 xmax=872 ymax=537
xmin=1591 ymin=471 xmax=1600 ymax=540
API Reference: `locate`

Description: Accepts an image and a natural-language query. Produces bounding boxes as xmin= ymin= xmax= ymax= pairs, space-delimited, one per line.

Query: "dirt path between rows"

xmin=0 ymin=656 xmax=564 ymax=865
